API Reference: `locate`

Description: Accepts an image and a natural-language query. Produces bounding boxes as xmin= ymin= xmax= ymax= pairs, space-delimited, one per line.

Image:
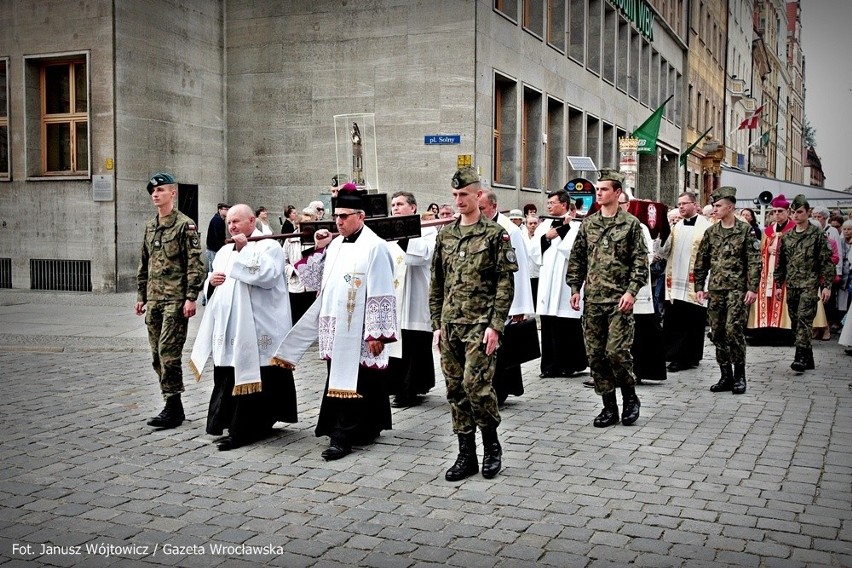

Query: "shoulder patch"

xmin=506 ymin=249 xmax=517 ymax=264
xmin=187 ymin=224 xmax=197 ymax=231
xmin=501 ymin=232 xmax=510 ymax=242
xmin=753 ymin=240 xmax=760 ymax=251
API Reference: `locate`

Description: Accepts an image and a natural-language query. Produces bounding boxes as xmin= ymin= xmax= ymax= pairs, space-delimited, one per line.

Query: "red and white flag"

xmin=737 ymin=105 xmax=765 ymax=130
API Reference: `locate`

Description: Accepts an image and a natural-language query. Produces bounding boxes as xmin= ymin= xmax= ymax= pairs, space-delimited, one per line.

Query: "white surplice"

xmin=535 ymin=219 xmax=583 ymax=318
xmin=494 ymin=213 xmax=535 ymax=316
xmin=271 ymin=225 xmax=398 ymax=398
xmin=190 ymin=229 xmax=292 ymax=394
xmin=665 ymin=215 xmax=711 ymax=305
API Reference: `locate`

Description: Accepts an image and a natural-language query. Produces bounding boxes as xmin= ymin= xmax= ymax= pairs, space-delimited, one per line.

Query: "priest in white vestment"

xmin=271 ymin=188 xmax=398 ymax=461
xmin=663 ymin=191 xmax=710 ymax=372
xmin=189 ymin=204 xmax=297 ymax=451
xmin=478 ymin=188 xmax=535 ymax=403
xmin=386 ymin=191 xmax=437 ymax=408
xmin=534 ymin=190 xmax=587 ymax=378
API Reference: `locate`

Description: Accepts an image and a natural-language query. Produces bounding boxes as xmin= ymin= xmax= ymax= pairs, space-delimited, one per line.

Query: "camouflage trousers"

xmin=145 ymin=301 xmax=188 ymax=400
xmin=786 ymin=287 xmax=818 ymax=349
xmin=582 ymin=303 xmax=636 ymax=395
xmin=438 ymin=323 xmax=500 ymax=434
xmin=706 ymin=290 xmax=748 ymax=365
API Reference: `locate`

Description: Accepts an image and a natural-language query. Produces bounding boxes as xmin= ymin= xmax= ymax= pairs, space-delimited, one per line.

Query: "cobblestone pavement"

xmin=0 ymin=290 xmax=850 ymax=567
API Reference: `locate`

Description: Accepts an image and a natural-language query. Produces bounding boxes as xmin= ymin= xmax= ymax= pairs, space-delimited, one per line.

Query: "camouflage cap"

xmin=711 ymin=186 xmax=737 ymax=204
xmin=451 ymin=167 xmax=480 ymax=189
xmin=790 ymin=194 xmax=809 ymax=210
xmin=598 ymin=168 xmax=625 ymax=185
xmin=146 ymin=172 xmax=175 ymax=194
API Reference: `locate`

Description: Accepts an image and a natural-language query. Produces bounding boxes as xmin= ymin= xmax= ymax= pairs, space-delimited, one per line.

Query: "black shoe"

xmin=620 ymin=387 xmax=641 ymax=426
xmin=480 ymin=429 xmax=502 ymax=479
xmin=710 ymin=364 xmax=734 ymax=392
xmin=804 ymin=348 xmax=815 ymax=370
xmin=791 ymin=347 xmax=806 ymax=373
xmin=583 ymin=379 xmax=595 ymax=388
xmin=446 ymin=433 xmax=479 ymax=482
xmin=539 ymin=371 xmax=558 ymax=378
xmin=147 ymin=395 xmax=185 ymax=428
xmin=666 ymin=361 xmax=683 ymax=372
xmin=321 ymin=441 xmax=351 ymax=461
xmin=216 ymin=436 xmax=241 ymax=451
xmin=391 ymin=396 xmax=421 ymax=408
xmin=593 ymin=392 xmax=620 ymax=428
xmin=731 ymin=363 xmax=747 ymax=394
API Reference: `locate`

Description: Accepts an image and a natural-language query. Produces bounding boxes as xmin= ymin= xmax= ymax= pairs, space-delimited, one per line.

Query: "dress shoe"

xmin=666 ymin=361 xmax=683 ymax=372
xmin=583 ymin=379 xmax=595 ymax=388
xmin=539 ymin=371 xmax=558 ymax=378
xmin=391 ymin=396 xmax=421 ymax=408
xmin=321 ymin=442 xmax=351 ymax=461
xmin=216 ymin=436 xmax=240 ymax=451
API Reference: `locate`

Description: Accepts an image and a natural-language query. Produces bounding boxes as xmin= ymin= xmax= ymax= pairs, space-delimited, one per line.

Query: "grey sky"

xmin=800 ymin=0 xmax=852 ymax=190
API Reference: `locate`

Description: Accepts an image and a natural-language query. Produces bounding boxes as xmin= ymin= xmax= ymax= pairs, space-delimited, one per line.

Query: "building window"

xmin=524 ymin=0 xmax=545 ymax=37
xmin=587 ymin=0 xmax=602 ymax=75
xmin=546 ymin=97 xmax=564 ymax=190
xmin=26 ymin=54 xmax=89 ymax=177
xmin=547 ymin=0 xmax=566 ymax=52
xmin=522 ymin=86 xmax=542 ymax=189
xmin=586 ymin=114 xmax=600 ymax=167
xmin=617 ymin=17 xmax=629 ymax=92
xmin=567 ymin=106 xmax=584 ymax=179
xmin=494 ymin=73 xmax=518 ymax=186
xmin=568 ymin=0 xmax=585 ymax=63
xmin=602 ymin=5 xmax=616 ymax=83
xmin=0 ymin=58 xmax=9 ymax=179
xmin=496 ymin=0 xmax=519 ymax=21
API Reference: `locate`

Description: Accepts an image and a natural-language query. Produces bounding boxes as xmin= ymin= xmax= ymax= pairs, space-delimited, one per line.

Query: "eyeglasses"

xmin=316 ymin=207 xmax=324 ymax=211
xmin=332 ymin=213 xmax=356 ymax=220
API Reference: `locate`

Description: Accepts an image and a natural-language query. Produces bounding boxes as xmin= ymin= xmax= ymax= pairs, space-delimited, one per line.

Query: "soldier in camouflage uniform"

xmin=693 ymin=186 xmax=761 ymax=394
xmin=430 ymin=167 xmax=517 ymax=481
xmin=135 ymin=173 xmax=204 ymax=428
xmin=566 ymin=169 xmax=648 ymax=428
xmin=773 ymin=194 xmax=835 ymax=373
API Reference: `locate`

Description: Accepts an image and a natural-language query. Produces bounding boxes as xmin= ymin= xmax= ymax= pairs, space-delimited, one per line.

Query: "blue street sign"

xmin=424 ymin=135 xmax=461 ymax=145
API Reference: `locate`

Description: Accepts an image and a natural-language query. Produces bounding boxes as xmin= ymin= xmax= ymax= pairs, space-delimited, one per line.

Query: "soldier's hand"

xmin=743 ymin=291 xmax=757 ymax=306
xmin=183 ymin=299 xmax=197 ymax=318
xmin=696 ymin=291 xmax=707 ymax=303
xmin=820 ymin=287 xmax=831 ymax=303
xmin=618 ymin=292 xmax=635 ymax=313
xmin=432 ymin=330 xmax=442 ymax=349
xmin=134 ymin=302 xmax=146 ymax=316
xmin=483 ymin=327 xmax=499 ymax=357
xmin=570 ymin=293 xmax=581 ymax=311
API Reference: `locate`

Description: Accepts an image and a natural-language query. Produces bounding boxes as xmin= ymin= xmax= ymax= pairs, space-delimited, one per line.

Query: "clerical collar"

xmin=343 ymin=227 xmax=364 ymax=243
xmin=683 ymin=215 xmax=697 ymax=226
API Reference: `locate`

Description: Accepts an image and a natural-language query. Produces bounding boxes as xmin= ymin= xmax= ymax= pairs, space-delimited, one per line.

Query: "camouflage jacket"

xmin=565 ymin=208 xmax=648 ymax=304
xmin=693 ymin=219 xmax=761 ymax=293
xmin=137 ymin=209 xmax=204 ymax=303
xmin=429 ymin=215 xmax=517 ymax=333
xmin=773 ymin=223 xmax=834 ymax=289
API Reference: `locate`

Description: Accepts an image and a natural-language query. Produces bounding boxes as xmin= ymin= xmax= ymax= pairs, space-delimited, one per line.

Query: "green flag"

xmin=760 ymin=131 xmax=770 ymax=147
xmin=634 ymin=95 xmax=672 ymax=154
xmin=679 ymin=126 xmax=713 ymax=166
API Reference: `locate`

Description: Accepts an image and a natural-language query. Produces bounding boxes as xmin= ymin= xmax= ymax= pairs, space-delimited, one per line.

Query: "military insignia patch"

xmin=753 ymin=240 xmax=760 ymax=251
xmin=188 ymin=224 xmax=197 ymax=231
xmin=501 ymin=232 xmax=510 ymax=242
xmin=506 ymin=250 xmax=517 ymax=263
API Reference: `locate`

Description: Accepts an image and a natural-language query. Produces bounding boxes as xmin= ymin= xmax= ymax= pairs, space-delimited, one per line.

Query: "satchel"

xmin=498 ymin=318 xmax=541 ymax=367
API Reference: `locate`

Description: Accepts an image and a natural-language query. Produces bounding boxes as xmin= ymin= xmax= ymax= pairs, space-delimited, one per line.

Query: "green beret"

xmin=452 ymin=167 xmax=480 ymax=189
xmin=790 ymin=194 xmax=809 ymax=210
xmin=711 ymin=186 xmax=737 ymax=204
xmin=146 ymin=172 xmax=175 ymax=194
xmin=598 ymin=168 xmax=624 ymax=185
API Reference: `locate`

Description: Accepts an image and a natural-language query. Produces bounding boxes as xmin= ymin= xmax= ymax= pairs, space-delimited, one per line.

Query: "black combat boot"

xmin=445 ymin=432 xmax=478 ymax=482
xmin=593 ymin=391 xmax=620 ymax=428
xmin=790 ymin=347 xmax=806 ymax=373
xmin=731 ymin=362 xmax=747 ymax=394
xmin=620 ymin=386 xmax=641 ymax=426
xmin=147 ymin=394 xmax=185 ymax=428
xmin=710 ymin=364 xmax=733 ymax=392
xmin=480 ymin=428 xmax=503 ymax=479
xmin=804 ymin=348 xmax=815 ymax=370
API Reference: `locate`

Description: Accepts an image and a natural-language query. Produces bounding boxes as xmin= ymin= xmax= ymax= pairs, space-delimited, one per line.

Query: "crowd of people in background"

xmin=138 ymin=168 xmax=852 ymax=480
